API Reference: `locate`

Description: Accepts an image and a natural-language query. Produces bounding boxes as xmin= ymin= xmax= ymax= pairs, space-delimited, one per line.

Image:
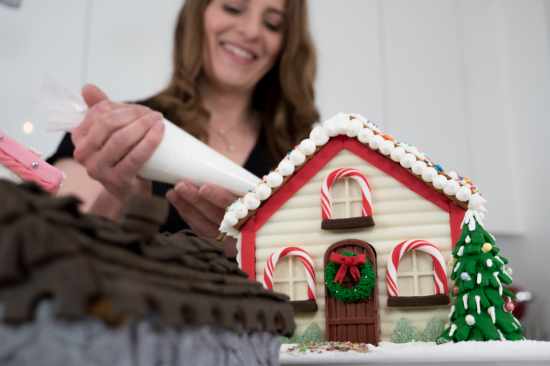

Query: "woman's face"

xmin=202 ymin=0 xmax=286 ymax=93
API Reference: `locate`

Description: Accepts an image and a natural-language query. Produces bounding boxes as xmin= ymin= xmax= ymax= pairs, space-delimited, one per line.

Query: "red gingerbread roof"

xmin=218 ymin=114 xmax=486 ymax=279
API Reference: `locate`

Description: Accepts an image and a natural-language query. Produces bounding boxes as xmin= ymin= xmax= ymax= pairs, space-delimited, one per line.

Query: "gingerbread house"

xmin=219 ymin=113 xmax=487 ymax=345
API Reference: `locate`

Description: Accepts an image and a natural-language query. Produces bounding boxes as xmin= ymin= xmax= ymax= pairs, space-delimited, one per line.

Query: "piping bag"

xmin=44 ymin=80 xmax=261 ymax=195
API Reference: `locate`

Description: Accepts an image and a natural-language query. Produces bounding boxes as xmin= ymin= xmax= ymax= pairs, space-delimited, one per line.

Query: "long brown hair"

xmin=142 ymin=0 xmax=319 ymax=162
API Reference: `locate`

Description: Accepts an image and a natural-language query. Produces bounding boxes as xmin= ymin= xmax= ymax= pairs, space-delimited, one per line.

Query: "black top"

xmin=47 ymin=127 xmax=276 ymax=233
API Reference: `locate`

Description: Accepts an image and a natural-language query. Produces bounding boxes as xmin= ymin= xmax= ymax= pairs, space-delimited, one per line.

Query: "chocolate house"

xmin=0 ymin=180 xmax=294 ymax=366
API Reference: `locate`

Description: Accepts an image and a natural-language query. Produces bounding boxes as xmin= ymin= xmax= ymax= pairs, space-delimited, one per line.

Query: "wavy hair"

xmin=141 ymin=0 xmax=319 ymax=162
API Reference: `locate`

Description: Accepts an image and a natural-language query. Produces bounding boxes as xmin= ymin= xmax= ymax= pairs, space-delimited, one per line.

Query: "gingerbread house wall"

xmin=252 ymin=150 xmax=453 ymax=341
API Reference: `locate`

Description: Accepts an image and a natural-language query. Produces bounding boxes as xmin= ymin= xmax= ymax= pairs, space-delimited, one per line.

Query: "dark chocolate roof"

xmin=0 ymin=180 xmax=295 ymax=336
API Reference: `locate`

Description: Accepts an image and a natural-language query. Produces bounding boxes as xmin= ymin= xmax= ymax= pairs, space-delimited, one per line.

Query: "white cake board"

xmin=280 ymin=341 xmax=550 ymax=366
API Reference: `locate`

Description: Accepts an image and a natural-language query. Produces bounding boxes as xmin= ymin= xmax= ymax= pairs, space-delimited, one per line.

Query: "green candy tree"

xmin=438 ymin=211 xmax=524 ymax=343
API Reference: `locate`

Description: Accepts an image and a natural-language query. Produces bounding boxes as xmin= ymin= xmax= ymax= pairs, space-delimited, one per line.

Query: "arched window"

xmin=386 ymin=239 xmax=450 ymax=307
xmin=321 ymin=168 xmax=375 ymax=230
xmin=263 ymin=247 xmax=317 ymax=313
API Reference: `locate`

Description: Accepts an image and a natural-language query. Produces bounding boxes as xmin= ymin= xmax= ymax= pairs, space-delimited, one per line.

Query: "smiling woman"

xmin=202 ymin=0 xmax=285 ymax=92
xmin=47 ymin=0 xmax=319 ymax=244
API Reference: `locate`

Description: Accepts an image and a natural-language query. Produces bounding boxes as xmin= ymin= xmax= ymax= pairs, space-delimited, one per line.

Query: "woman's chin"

xmin=212 ymin=76 xmax=257 ymax=94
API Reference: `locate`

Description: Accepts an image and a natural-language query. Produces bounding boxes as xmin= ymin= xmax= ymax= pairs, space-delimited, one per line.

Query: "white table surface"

xmin=280 ymin=340 xmax=550 ymax=366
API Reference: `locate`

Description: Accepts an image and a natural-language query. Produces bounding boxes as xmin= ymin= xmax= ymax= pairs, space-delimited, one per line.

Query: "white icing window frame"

xmin=386 ymin=239 xmax=450 ymax=307
xmin=321 ymin=168 xmax=375 ymax=231
xmin=263 ymin=247 xmax=318 ymax=313
xmin=331 ymin=178 xmax=364 ymax=218
xmin=395 ymin=250 xmax=438 ymax=297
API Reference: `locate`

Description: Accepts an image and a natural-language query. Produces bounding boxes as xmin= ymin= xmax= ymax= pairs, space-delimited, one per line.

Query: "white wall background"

xmin=1 ymin=0 xmax=549 ymax=338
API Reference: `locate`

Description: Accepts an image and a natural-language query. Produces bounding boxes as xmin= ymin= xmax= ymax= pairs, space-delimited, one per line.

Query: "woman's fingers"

xmin=198 ymin=184 xmax=237 ymax=210
xmin=168 ymin=182 xmax=238 ymax=238
xmin=72 ymin=100 xmax=113 ymax=143
xmin=67 ymin=84 xmax=165 ymax=202
xmin=88 ymin=119 xmax=163 ymax=196
xmin=98 ymin=111 xmax=163 ymax=167
xmin=167 ymin=189 xmax=220 ymax=237
xmin=175 ymin=181 xmax=226 ymax=224
xmin=74 ymin=84 xmax=114 ymax=139
xmin=74 ymin=106 xmax=152 ymax=163
xmin=115 ymin=119 xmax=164 ymax=180
xmin=82 ymin=84 xmax=109 ymax=108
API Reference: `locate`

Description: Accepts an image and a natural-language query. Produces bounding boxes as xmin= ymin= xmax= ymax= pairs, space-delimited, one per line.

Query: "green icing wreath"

xmin=325 ymin=251 xmax=376 ymax=303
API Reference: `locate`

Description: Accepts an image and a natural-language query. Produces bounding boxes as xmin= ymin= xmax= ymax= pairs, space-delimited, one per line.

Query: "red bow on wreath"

xmin=329 ymin=252 xmax=366 ymax=284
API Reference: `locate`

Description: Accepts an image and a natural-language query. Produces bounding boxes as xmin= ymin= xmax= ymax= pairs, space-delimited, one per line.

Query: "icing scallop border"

xmin=219 ymin=113 xmax=487 ymax=238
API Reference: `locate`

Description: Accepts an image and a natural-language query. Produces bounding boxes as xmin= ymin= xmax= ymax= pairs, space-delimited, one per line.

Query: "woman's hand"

xmin=71 ymin=84 xmax=165 ymax=202
xmin=167 ymin=181 xmax=237 ymax=239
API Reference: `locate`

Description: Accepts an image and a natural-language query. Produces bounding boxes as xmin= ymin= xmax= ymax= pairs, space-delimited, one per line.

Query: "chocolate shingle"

xmin=0 ymin=180 xmax=295 ymax=337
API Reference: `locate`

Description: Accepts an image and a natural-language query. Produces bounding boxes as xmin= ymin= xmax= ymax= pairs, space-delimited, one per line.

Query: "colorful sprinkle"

xmin=287 ymin=341 xmax=370 ymax=354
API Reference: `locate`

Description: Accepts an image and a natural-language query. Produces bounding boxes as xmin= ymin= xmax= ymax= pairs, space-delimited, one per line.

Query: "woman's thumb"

xmin=82 ymin=84 xmax=109 ymax=107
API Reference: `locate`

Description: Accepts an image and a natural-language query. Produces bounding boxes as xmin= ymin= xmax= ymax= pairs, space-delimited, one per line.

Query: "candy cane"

xmin=321 ymin=168 xmax=373 ymax=220
xmin=263 ymin=247 xmax=316 ymax=300
xmin=386 ymin=239 xmax=448 ymax=297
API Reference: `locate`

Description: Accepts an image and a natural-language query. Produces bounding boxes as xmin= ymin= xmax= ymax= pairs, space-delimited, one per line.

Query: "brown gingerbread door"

xmin=324 ymin=239 xmax=379 ymax=345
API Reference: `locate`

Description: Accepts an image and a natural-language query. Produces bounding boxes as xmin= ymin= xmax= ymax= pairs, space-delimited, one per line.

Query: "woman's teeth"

xmin=222 ymin=43 xmax=254 ymax=60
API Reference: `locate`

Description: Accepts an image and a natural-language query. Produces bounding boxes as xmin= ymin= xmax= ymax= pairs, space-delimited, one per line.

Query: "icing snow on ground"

xmin=280 ymin=341 xmax=550 ymax=366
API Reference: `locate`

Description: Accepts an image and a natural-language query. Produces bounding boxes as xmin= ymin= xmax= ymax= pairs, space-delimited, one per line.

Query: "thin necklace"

xmin=213 ymin=127 xmax=236 ymax=152
xmin=210 ymin=112 xmax=257 ymax=153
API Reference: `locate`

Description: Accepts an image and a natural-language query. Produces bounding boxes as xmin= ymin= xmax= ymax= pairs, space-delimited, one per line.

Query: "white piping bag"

xmin=44 ymin=80 xmax=261 ymax=195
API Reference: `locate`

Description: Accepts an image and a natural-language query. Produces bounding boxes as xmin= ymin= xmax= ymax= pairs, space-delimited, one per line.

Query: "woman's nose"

xmin=237 ymin=13 xmax=262 ymax=40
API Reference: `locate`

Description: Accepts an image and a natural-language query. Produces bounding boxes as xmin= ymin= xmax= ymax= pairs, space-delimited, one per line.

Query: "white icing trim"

xmin=347 ymin=119 xmax=363 ymax=137
xmin=289 ymin=149 xmax=306 ymax=166
xmin=412 ymin=160 xmax=427 ymax=175
xmin=456 ymin=185 xmax=472 ymax=202
xmin=357 ymin=128 xmax=374 ymax=144
xmin=493 ymin=272 xmax=503 ymax=296
xmin=390 ymin=146 xmax=406 ymax=163
xmin=421 ymin=167 xmax=437 ymax=182
xmin=400 ymin=153 xmax=416 ymax=169
xmin=501 ymin=269 xmax=513 ymax=283
xmin=379 ymin=139 xmax=395 ymax=156
xmin=449 ymin=305 xmax=455 ymax=320
xmin=488 ymin=306 xmax=496 ymax=324
xmin=443 ymin=179 xmax=460 ymax=196
xmin=223 ymin=212 xmax=238 ymax=226
xmin=373 ymin=134 xmax=385 ymax=150
xmin=277 ymin=158 xmax=295 ymax=176
xmin=475 ymin=295 xmax=481 ymax=314
xmin=265 ymin=172 xmax=283 ymax=188
xmin=494 ymin=256 xmax=505 ymax=267
xmin=232 ymin=201 xmax=248 ymax=219
xmin=310 ymin=126 xmax=329 ymax=146
xmin=243 ymin=192 xmax=261 ymax=210
xmin=254 ymin=183 xmax=272 ymax=201
xmin=235 ymin=234 xmax=243 ymax=267
xmin=433 ymin=174 xmax=448 ymax=190
xmin=298 ymin=139 xmax=316 ymax=155
xmin=449 ymin=324 xmax=457 ymax=336
xmin=453 ymin=261 xmax=461 ymax=273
